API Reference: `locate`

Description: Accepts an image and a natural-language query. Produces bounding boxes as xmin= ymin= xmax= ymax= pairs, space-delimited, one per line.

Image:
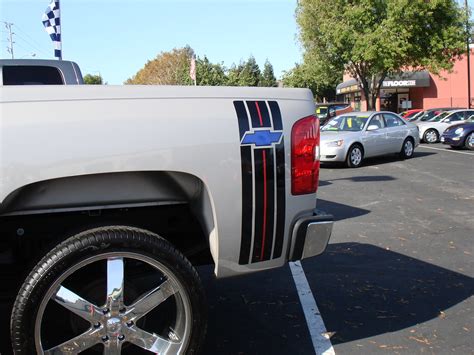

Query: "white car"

xmin=418 ymin=109 xmax=474 ymax=143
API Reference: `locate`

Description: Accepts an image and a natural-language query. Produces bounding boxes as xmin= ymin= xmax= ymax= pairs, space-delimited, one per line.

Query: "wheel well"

xmin=348 ymin=142 xmax=364 ymax=156
xmin=424 ymin=128 xmax=439 ymax=136
xmin=0 ymin=171 xmax=216 ymax=275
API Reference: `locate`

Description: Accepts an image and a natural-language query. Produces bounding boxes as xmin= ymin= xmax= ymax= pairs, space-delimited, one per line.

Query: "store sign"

xmin=336 ymin=84 xmax=359 ymax=94
xmin=383 ymin=80 xmax=417 ymax=87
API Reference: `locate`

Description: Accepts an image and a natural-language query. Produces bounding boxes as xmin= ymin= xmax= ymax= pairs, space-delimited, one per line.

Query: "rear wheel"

xmin=11 ymin=226 xmax=207 ymax=354
xmin=423 ymin=129 xmax=439 ymax=144
xmin=399 ymin=138 xmax=415 ymax=159
xmin=465 ymin=133 xmax=474 ymax=150
xmin=346 ymin=144 xmax=363 ymax=168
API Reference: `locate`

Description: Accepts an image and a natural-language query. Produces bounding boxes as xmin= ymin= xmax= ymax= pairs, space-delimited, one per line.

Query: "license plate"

xmin=440 ymin=137 xmax=445 ymax=142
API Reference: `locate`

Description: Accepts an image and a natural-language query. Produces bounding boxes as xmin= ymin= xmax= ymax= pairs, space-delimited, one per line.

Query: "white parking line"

xmin=420 ymin=145 xmax=474 ymax=156
xmin=289 ymin=261 xmax=335 ymax=355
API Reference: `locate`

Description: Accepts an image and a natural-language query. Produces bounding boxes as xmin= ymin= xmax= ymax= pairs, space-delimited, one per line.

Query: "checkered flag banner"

xmin=42 ymin=0 xmax=61 ymax=59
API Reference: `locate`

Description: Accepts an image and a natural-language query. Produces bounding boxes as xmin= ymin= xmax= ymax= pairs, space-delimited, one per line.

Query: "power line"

xmin=14 ymin=31 xmax=50 ymax=57
xmin=13 ymin=23 xmax=50 ymax=55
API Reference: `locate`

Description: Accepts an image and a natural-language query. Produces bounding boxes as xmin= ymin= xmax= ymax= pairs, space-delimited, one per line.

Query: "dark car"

xmin=316 ymin=103 xmax=353 ymax=125
xmin=441 ymin=115 xmax=474 ymax=150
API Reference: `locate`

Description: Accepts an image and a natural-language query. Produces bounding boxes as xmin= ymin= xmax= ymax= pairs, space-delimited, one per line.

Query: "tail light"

xmin=291 ymin=115 xmax=320 ymax=195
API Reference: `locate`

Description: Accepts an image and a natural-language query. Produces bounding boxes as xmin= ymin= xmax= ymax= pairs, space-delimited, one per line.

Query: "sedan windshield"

xmin=322 ymin=115 xmax=369 ymax=132
xmin=316 ymin=107 xmax=328 ymax=119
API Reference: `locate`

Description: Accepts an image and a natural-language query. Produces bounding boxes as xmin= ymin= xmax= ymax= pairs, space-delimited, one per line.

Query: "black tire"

xmin=465 ymin=132 xmax=474 ymax=150
xmin=399 ymin=137 xmax=415 ymax=159
xmin=346 ymin=144 xmax=364 ymax=168
xmin=423 ymin=129 xmax=439 ymax=144
xmin=11 ymin=226 xmax=207 ymax=354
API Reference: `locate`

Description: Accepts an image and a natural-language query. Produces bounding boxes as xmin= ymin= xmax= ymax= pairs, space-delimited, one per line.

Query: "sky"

xmin=1 ymin=0 xmax=473 ymax=85
xmin=1 ymin=0 xmax=302 ymax=84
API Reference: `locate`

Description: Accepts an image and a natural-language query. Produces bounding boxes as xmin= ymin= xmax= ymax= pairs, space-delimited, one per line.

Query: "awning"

xmin=336 ymin=70 xmax=431 ymax=94
xmin=382 ymin=71 xmax=430 ymax=88
xmin=336 ymin=78 xmax=359 ymax=94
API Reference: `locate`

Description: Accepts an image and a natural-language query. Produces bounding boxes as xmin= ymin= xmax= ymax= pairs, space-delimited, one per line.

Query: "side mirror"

xmin=367 ymin=125 xmax=379 ymax=131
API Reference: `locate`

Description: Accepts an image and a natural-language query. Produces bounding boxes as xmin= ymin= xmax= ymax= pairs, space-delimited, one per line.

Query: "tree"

xmin=125 ymin=46 xmax=194 ymax=85
xmin=226 ymin=63 xmax=244 ymax=86
xmin=238 ymin=56 xmax=261 ymax=86
xmin=196 ymin=56 xmax=227 ymax=86
xmin=259 ymin=60 xmax=277 ymax=87
xmin=282 ymin=52 xmax=341 ymax=101
xmin=297 ymin=0 xmax=466 ymax=109
xmin=83 ymin=74 xmax=103 ymax=85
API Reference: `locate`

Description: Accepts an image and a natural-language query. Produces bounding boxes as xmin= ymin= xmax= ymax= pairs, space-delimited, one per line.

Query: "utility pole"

xmin=3 ymin=22 xmax=15 ymax=59
xmin=466 ymin=0 xmax=471 ymax=108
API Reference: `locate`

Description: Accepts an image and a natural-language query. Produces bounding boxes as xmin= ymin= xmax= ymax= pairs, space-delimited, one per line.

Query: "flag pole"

xmin=58 ymin=0 xmax=62 ymax=60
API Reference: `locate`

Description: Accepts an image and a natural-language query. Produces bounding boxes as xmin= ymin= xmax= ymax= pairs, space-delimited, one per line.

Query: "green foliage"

xmin=282 ymin=51 xmax=341 ymax=100
xmin=83 ymin=74 xmax=103 ymax=85
xmin=196 ymin=56 xmax=227 ymax=86
xmin=297 ymin=0 xmax=466 ymax=109
xmin=238 ymin=56 xmax=261 ymax=86
xmin=126 ymin=49 xmax=277 ymax=88
xmin=259 ymin=60 xmax=277 ymax=87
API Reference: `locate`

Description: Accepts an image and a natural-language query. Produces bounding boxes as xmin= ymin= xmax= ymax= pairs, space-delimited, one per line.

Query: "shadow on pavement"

xmin=200 ymin=265 xmax=314 ymax=355
xmin=317 ymin=199 xmax=370 ymax=221
xmin=302 ymin=242 xmax=474 ymax=345
xmin=321 ymin=151 xmax=436 ymax=169
xmin=319 ymin=175 xmax=396 ymax=187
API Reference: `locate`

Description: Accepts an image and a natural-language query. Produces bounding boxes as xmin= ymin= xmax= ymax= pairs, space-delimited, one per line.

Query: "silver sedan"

xmin=320 ymin=111 xmax=420 ymax=167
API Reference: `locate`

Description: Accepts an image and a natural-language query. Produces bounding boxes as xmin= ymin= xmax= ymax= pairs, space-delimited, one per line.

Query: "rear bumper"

xmin=289 ymin=209 xmax=334 ymax=261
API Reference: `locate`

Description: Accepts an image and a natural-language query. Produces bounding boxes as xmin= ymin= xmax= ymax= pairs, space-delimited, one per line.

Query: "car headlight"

xmin=454 ymin=127 xmax=464 ymax=135
xmin=325 ymin=139 xmax=344 ymax=147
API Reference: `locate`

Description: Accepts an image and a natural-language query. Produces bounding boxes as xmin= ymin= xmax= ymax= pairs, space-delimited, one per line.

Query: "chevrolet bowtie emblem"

xmin=241 ymin=130 xmax=283 ymax=147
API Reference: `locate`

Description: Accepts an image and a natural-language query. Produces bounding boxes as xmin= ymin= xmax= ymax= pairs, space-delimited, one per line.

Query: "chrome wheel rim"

xmin=350 ymin=147 xmax=362 ymax=166
xmin=404 ymin=140 xmax=414 ymax=156
xmin=425 ymin=130 xmax=437 ymax=143
xmin=468 ymin=134 xmax=474 ymax=148
xmin=35 ymin=252 xmax=192 ymax=354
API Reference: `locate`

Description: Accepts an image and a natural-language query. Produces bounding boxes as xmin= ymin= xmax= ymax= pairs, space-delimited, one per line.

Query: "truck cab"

xmin=0 ymin=59 xmax=83 ymax=85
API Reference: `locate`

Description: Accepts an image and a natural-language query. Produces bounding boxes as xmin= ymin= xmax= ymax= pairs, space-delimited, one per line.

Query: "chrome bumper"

xmin=289 ymin=209 xmax=334 ymax=261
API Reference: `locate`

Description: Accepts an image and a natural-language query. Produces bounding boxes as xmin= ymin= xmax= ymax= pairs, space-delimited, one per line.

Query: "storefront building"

xmin=336 ymin=50 xmax=474 ymax=112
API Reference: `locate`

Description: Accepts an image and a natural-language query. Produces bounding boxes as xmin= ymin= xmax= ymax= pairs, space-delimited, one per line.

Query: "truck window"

xmin=3 ymin=65 xmax=64 ymax=85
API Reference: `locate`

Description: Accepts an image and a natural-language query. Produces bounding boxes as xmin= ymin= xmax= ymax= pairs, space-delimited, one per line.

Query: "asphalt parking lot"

xmin=0 ymin=143 xmax=472 ymax=354
xmin=201 ymin=143 xmax=473 ymax=354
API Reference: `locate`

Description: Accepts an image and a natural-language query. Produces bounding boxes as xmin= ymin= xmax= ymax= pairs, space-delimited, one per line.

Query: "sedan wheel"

xmin=11 ymin=226 xmax=207 ymax=354
xmin=346 ymin=145 xmax=363 ymax=168
xmin=423 ymin=129 xmax=439 ymax=144
xmin=466 ymin=133 xmax=474 ymax=150
xmin=399 ymin=138 xmax=414 ymax=159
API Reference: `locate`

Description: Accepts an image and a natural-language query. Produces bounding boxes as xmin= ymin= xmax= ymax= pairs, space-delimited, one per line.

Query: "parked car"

xmin=400 ymin=109 xmax=422 ymax=120
xmin=320 ymin=111 xmax=420 ymax=168
xmin=418 ymin=109 xmax=474 ymax=143
xmin=441 ymin=115 xmax=474 ymax=150
xmin=315 ymin=102 xmax=353 ymax=125
xmin=410 ymin=107 xmax=461 ymax=123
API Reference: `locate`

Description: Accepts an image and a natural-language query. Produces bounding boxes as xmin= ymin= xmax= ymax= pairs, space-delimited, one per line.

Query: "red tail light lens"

xmin=291 ymin=115 xmax=320 ymax=195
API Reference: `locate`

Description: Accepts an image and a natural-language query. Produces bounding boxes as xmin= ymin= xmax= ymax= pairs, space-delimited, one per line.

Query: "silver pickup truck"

xmin=0 ymin=61 xmax=333 ymax=354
